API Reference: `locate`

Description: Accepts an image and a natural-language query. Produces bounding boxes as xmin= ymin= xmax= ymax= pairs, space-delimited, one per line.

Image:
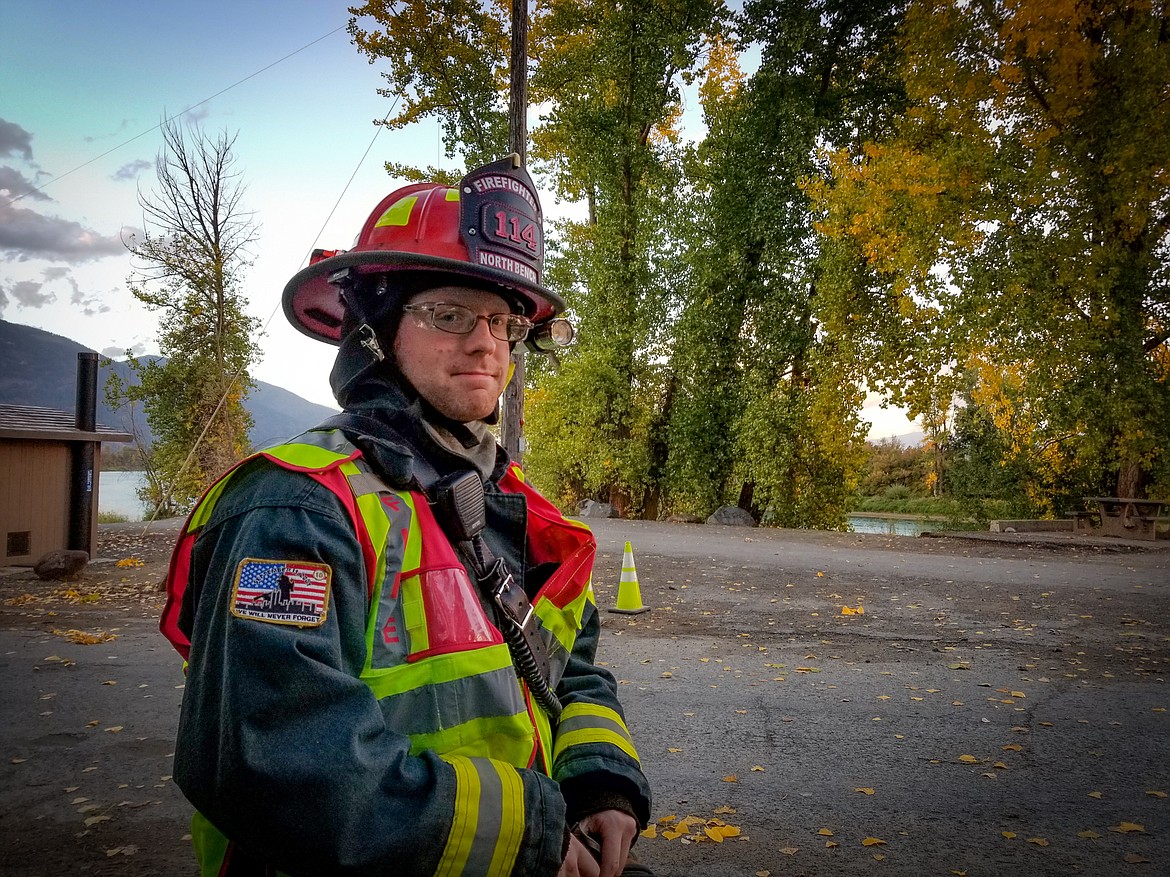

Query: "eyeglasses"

xmin=402 ymin=302 xmax=533 ymax=342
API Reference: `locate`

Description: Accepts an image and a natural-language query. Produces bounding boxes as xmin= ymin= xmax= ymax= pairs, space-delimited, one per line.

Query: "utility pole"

xmin=500 ymin=0 xmax=528 ymax=463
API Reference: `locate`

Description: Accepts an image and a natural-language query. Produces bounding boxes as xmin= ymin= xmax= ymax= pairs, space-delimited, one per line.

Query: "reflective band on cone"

xmin=609 ymin=541 xmax=649 ymax=615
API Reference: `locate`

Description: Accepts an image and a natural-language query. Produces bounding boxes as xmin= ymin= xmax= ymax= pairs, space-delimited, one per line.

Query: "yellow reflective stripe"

xmin=185 ymin=471 xmax=237 ymax=531
xmin=531 ymin=694 xmax=554 ymax=773
xmin=190 ymin=811 xmax=229 ymax=877
xmin=344 ymin=461 xmax=394 ymax=669
xmin=396 ymin=492 xmax=427 ymax=653
xmin=409 ymin=711 xmax=533 ymax=768
xmin=445 ymin=188 xmax=461 ymax=202
xmin=489 ymin=760 xmax=526 ymax=876
xmin=436 ymin=756 xmax=479 ymax=876
xmin=437 ymin=756 xmax=525 ymax=877
xmin=266 ymin=439 xmax=355 ymax=470
xmin=553 ymin=702 xmax=639 ymax=764
xmin=364 ymin=643 xmax=514 ymax=698
xmin=376 ymin=195 xmax=418 ymax=227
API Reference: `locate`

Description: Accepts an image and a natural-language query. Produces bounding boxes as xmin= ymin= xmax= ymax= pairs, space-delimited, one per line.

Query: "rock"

xmin=577 ymin=500 xmax=618 ymax=519
xmin=33 ymin=549 xmax=90 ymax=581
xmin=706 ymin=506 xmax=757 ymax=527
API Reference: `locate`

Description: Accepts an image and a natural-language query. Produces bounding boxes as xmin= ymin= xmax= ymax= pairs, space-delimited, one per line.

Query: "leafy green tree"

xmin=108 ymin=120 xmax=259 ymax=515
xmin=523 ymin=0 xmax=727 ymax=517
xmin=349 ymin=0 xmax=512 ymax=180
xmin=812 ymin=0 xmax=1170 ymax=501
xmin=658 ymin=0 xmax=906 ymax=527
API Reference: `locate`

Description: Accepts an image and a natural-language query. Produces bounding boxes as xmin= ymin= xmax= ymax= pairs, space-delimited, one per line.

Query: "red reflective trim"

xmin=159 ymin=530 xmax=196 ymax=660
xmin=256 ymin=447 xmax=362 ymax=472
xmin=303 ymin=467 xmax=378 ymax=600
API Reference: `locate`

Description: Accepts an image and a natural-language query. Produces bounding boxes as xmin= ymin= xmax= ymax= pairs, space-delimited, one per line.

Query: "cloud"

xmin=64 ymin=271 xmax=112 ymax=316
xmin=0 ymin=283 xmax=7 ymax=317
xmin=7 ymin=278 xmax=56 ymax=309
xmin=0 ymin=200 xmax=130 ymax=262
xmin=112 ymin=159 xmax=152 ymax=182
xmin=0 ymin=118 xmax=35 ymax=163
xmin=0 ymin=166 xmax=50 ymax=201
xmin=101 ymin=340 xmax=147 ymax=359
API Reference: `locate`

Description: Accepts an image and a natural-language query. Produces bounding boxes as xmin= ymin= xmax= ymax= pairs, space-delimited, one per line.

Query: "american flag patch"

xmin=230 ymin=558 xmax=331 ymax=627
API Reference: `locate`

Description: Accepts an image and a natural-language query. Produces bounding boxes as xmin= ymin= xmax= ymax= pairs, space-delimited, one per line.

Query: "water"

xmin=99 ymin=473 xmax=935 ymax=534
xmin=846 ymin=515 xmax=932 ymax=537
xmin=99 ymin=471 xmax=147 ymax=521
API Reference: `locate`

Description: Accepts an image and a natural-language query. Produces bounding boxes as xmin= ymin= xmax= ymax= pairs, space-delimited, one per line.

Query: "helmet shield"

xmin=283 ymin=155 xmax=563 ymax=344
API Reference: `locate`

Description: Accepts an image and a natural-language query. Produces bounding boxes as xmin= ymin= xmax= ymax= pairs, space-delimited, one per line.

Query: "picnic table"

xmin=1074 ymin=497 xmax=1170 ymax=541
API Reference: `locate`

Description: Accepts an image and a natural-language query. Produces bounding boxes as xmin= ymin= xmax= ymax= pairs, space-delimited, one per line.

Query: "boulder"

xmin=578 ymin=500 xmax=618 ymax=519
xmin=706 ymin=506 xmax=757 ymax=527
xmin=33 ymin=549 xmax=90 ymax=581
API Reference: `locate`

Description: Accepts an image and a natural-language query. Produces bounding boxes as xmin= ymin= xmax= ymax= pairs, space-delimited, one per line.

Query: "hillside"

xmin=0 ymin=320 xmax=337 ymax=447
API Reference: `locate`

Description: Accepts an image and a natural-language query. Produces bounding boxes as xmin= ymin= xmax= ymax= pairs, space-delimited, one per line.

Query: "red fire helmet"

xmin=282 ymin=155 xmax=563 ymax=344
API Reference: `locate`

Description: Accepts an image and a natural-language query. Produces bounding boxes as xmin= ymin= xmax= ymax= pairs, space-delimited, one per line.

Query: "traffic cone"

xmin=609 ymin=541 xmax=649 ymax=615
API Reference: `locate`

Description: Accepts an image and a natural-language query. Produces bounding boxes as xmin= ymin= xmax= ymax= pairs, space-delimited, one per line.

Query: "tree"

xmin=349 ymin=0 xmax=513 ymax=180
xmin=812 ymin=0 xmax=1170 ymax=501
xmin=109 ymin=119 xmax=259 ymax=515
xmin=657 ymin=0 xmax=906 ymax=527
xmin=523 ymin=0 xmax=727 ymax=518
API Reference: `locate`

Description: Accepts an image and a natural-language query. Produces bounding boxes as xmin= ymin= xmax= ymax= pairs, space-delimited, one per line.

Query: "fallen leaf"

xmin=825 ymin=840 xmax=839 ymax=848
xmin=872 ymin=852 xmax=886 ymax=860
xmin=1010 ymin=691 xmax=1026 ymax=698
xmin=713 ymin=806 xmax=736 ymax=814
xmin=1146 ymin=790 xmax=1166 ymax=798
xmin=779 ymin=846 xmax=799 ymax=855
xmin=818 ymin=828 xmax=834 ymax=836
xmin=1002 ymin=744 xmax=1023 ymax=752
xmin=751 ymin=765 xmax=765 ymax=772
xmin=1027 ymin=837 xmax=1049 ymax=846
xmin=667 ymin=748 xmax=682 ymax=753
xmin=640 ymin=825 xmax=657 ymax=839
xmin=948 ymin=663 xmax=969 ymax=670
xmin=854 ymin=787 xmax=875 ymax=795
xmin=84 ymin=815 xmax=111 ymax=827
xmin=1076 ymin=830 xmax=1102 ymax=839
xmin=959 ymin=755 xmax=980 ymax=764
xmin=1123 ymin=853 xmax=1151 ymax=864
xmin=1002 ymin=831 xmax=1017 ymax=840
xmin=862 ymin=837 xmax=887 ymax=846
xmin=703 ymin=826 xmax=725 ymax=843
xmin=722 ymin=775 xmax=738 ymax=783
xmin=1109 ymin=822 xmax=1145 ymax=834
xmin=104 ymin=726 xmax=124 ymax=733
xmin=1088 ymin=791 xmax=1103 ymax=799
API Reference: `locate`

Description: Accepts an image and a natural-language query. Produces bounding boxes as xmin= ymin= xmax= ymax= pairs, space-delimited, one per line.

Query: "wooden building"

xmin=0 ymin=404 xmax=132 ymax=568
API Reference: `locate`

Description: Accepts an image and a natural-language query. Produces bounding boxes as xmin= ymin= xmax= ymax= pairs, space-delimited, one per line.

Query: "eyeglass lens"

xmin=406 ymin=303 xmax=531 ymax=342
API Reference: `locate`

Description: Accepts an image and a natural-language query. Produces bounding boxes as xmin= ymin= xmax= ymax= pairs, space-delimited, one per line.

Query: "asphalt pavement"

xmin=0 ymin=518 xmax=1166 ymax=876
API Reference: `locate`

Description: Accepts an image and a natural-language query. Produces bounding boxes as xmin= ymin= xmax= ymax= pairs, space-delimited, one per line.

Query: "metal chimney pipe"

xmin=68 ymin=352 xmax=99 ymax=553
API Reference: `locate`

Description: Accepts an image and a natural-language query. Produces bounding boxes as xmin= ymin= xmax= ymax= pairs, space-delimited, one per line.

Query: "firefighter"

xmin=161 ymin=155 xmax=652 ymax=877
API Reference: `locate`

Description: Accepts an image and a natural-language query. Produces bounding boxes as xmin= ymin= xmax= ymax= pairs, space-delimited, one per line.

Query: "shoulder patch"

xmin=230 ymin=558 xmax=331 ymax=627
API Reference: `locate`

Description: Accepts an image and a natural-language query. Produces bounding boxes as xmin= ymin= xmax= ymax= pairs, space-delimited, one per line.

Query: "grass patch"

xmin=97 ymin=510 xmax=131 ymax=524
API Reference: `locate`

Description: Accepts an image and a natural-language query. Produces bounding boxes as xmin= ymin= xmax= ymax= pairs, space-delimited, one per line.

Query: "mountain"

xmin=0 ymin=319 xmax=338 ymax=447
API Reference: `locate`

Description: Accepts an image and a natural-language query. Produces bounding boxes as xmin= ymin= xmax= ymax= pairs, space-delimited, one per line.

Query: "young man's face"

xmin=393 ymin=286 xmax=515 ymax=423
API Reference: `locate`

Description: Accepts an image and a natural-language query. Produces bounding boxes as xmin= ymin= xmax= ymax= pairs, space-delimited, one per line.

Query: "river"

xmin=101 ymin=471 xmax=934 ymax=535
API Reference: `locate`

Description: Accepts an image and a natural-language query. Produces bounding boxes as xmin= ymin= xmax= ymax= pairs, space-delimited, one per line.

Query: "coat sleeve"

xmin=173 ymin=460 xmax=567 ymax=876
xmin=549 ymin=596 xmax=653 ymax=829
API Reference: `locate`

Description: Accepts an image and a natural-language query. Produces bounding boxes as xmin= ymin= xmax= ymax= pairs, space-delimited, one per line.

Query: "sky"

xmin=0 ymin=0 xmax=917 ymax=441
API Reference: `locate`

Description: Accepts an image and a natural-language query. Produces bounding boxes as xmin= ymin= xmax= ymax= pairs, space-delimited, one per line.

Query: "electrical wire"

xmin=137 ymin=98 xmax=403 ymax=534
xmin=10 ymin=25 xmax=348 ymax=204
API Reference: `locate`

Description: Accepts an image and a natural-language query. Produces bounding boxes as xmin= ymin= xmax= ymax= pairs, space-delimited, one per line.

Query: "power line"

xmin=10 ymin=25 xmax=347 ymax=204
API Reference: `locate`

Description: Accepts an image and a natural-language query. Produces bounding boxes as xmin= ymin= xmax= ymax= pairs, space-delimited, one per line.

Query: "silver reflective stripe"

xmin=376 ymin=666 xmax=527 ymax=735
xmin=345 ymin=470 xmax=389 ymax=498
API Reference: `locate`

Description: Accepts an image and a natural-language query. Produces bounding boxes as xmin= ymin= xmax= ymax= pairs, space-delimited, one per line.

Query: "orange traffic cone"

xmin=609 ymin=541 xmax=649 ymax=615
